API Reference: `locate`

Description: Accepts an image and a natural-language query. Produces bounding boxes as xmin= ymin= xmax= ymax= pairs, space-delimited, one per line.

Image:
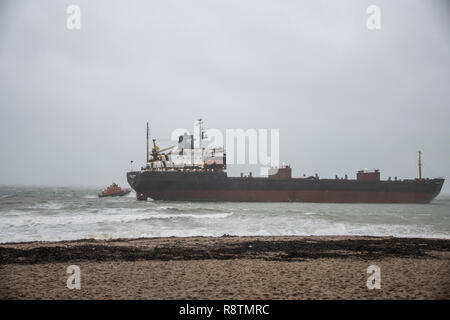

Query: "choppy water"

xmin=0 ymin=186 xmax=449 ymax=243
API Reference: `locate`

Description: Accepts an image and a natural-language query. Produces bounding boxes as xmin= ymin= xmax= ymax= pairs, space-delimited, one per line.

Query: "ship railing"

xmin=141 ymin=165 xmax=222 ymax=173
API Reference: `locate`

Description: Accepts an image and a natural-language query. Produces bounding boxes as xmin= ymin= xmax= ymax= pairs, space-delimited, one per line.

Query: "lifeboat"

xmin=98 ymin=183 xmax=131 ymax=198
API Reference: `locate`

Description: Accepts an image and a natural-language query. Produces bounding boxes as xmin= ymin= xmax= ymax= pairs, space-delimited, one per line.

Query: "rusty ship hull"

xmin=126 ymin=171 xmax=444 ymax=203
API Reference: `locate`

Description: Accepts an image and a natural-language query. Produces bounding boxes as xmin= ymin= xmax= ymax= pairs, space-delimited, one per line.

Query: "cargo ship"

xmin=126 ymin=121 xmax=444 ymax=203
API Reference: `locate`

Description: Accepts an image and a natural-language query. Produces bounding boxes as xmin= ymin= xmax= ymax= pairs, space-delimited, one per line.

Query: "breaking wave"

xmin=0 ymin=186 xmax=449 ymax=242
xmin=144 ymin=212 xmax=234 ymax=220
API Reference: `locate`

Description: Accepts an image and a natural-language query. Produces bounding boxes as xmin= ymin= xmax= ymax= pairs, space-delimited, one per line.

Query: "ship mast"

xmin=418 ymin=150 xmax=422 ymax=180
xmin=146 ymin=122 xmax=150 ymax=164
xmin=198 ymin=118 xmax=203 ymax=162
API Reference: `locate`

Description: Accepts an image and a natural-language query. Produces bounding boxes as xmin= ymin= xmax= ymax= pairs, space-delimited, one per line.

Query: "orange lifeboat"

xmin=98 ymin=183 xmax=131 ymax=198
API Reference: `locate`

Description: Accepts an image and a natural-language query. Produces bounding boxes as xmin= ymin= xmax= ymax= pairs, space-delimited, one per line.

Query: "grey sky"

xmin=0 ymin=0 xmax=449 ymax=192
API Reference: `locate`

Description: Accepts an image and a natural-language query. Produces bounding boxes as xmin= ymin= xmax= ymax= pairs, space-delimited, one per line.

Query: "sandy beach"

xmin=1 ymin=236 xmax=449 ymax=299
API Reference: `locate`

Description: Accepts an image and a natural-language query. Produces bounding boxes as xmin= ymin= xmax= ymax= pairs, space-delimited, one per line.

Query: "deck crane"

xmin=151 ymin=139 xmax=176 ymax=162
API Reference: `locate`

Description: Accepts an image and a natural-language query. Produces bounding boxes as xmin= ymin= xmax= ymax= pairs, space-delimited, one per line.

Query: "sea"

xmin=0 ymin=185 xmax=449 ymax=243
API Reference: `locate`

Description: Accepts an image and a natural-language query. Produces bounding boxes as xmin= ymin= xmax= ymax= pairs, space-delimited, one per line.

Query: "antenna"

xmin=418 ymin=151 xmax=422 ymax=180
xmin=146 ymin=122 xmax=150 ymax=164
xmin=198 ymin=118 xmax=204 ymax=161
xmin=198 ymin=119 xmax=203 ymax=150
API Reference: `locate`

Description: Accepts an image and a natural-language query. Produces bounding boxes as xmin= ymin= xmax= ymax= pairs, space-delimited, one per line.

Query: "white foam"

xmin=0 ymin=208 xmax=234 ymax=228
xmin=27 ymin=202 xmax=64 ymax=210
xmin=148 ymin=212 xmax=234 ymax=219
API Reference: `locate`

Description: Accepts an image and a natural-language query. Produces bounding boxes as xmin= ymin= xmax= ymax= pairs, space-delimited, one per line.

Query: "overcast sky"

xmin=0 ymin=0 xmax=449 ymax=192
